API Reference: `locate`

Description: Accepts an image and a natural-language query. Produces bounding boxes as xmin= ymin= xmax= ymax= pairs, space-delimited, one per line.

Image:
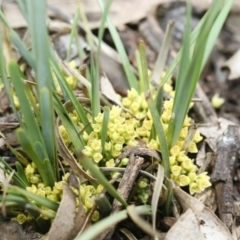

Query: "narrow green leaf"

xmin=148 ymin=99 xmax=170 ymax=177
xmin=67 ymin=7 xmax=80 ymax=62
xmin=139 ymin=40 xmax=150 ymax=93
xmin=9 ymin=61 xmax=43 ymax=143
xmin=39 ymin=88 xmax=57 ymax=179
xmin=51 ymin=56 xmax=92 ymax=133
xmin=101 ymin=107 xmax=110 ymax=154
xmin=97 ymin=0 xmax=139 ymax=91
xmin=8 ymin=186 xmax=59 ymax=211
xmin=151 ymin=164 xmax=164 ymax=237
xmin=15 ymin=162 xmax=30 ymax=187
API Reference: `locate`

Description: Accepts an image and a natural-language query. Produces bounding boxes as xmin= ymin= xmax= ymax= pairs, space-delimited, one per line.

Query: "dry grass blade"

xmin=127 ymin=205 xmax=163 ymax=239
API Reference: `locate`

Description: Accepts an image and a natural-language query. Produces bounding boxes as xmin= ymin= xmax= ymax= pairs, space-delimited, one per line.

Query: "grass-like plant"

xmin=0 ymin=0 xmax=233 ymax=238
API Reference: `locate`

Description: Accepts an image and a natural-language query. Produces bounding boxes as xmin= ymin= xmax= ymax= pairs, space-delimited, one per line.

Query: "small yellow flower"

xmin=90 ymin=139 xmax=102 ymax=152
xmin=16 ymin=214 xmax=27 ymax=224
xmin=189 ymin=182 xmax=202 ymax=195
xmin=92 ymin=123 xmax=102 ymax=133
xmin=179 ymin=175 xmax=190 ymax=186
xmin=179 ymin=127 xmax=188 ymax=139
xmin=188 ymin=142 xmax=198 ymax=153
xmin=91 ymin=210 xmax=100 ymax=222
xmin=170 ymin=145 xmax=180 ymax=157
xmin=93 ymin=153 xmax=103 ymax=163
xmin=106 ymin=159 xmax=116 ymax=167
xmin=26 ymin=184 xmax=37 ymax=194
xmin=193 ymin=130 xmax=203 ymax=143
xmin=94 ymin=113 xmax=104 ymax=123
xmin=171 ymin=165 xmax=182 ymax=176
xmin=147 ymin=139 xmax=158 ymax=150
xmin=96 ymin=184 xmax=104 ymax=194
xmin=122 ymin=97 xmax=132 ymax=107
xmin=169 ymin=156 xmax=176 ymax=165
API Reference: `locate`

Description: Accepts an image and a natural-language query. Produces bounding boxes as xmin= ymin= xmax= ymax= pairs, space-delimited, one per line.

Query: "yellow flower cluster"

xmin=15 ymin=164 xmax=101 ymax=224
xmin=60 ymin=88 xmax=211 ymax=201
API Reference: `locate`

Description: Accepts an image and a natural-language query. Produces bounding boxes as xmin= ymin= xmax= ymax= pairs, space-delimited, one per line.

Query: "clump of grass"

xmin=0 ymin=0 xmax=233 ymax=238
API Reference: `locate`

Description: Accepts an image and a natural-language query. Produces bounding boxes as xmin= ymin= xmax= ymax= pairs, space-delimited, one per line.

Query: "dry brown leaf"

xmin=173 ymin=187 xmax=233 ymax=240
xmin=222 ymin=49 xmax=240 ymax=80
xmin=198 ymin=117 xmax=238 ymax=152
xmin=3 ymin=0 xmax=179 ymax=29
xmin=100 ymin=75 xmax=123 ymax=107
xmin=45 ymin=183 xmax=77 ymax=240
xmin=165 ymin=209 xmax=205 ymax=240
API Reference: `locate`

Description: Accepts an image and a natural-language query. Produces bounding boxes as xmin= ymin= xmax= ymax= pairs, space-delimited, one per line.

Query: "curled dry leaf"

xmin=45 ymin=183 xmax=83 ymax=240
xmin=222 ymin=49 xmax=240 ymax=80
xmin=173 ymin=187 xmax=233 ymax=240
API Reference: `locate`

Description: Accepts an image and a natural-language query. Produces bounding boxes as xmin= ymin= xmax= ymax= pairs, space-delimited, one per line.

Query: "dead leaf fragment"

xmin=222 ymin=49 xmax=240 ymax=80
xmin=45 ymin=184 xmax=76 ymax=240
xmin=174 ymin=187 xmax=233 ymax=240
xmin=165 ymin=209 xmax=205 ymax=240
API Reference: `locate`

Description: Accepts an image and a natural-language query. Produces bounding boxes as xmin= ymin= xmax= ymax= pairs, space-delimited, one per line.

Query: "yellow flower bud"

xmin=16 ymin=214 xmax=27 ymax=224
xmin=177 ymin=152 xmax=188 ymax=162
xmin=179 ymin=175 xmax=190 ymax=186
xmin=188 ymin=172 xmax=197 ymax=182
xmin=171 ymin=166 xmax=182 ymax=176
xmin=47 ymin=194 xmax=59 ymax=202
xmin=147 ymin=139 xmax=158 ymax=150
xmin=142 ymin=120 xmax=152 ymax=131
xmin=26 ymin=184 xmax=37 ymax=194
xmin=29 ymin=174 xmax=41 ymax=184
xmin=96 ymin=184 xmax=104 ymax=194
xmin=111 ymin=150 xmax=121 ymax=158
xmin=127 ymin=88 xmax=138 ymax=100
xmin=179 ymin=127 xmax=188 ymax=139
xmin=36 ymin=188 xmax=46 ymax=197
xmin=119 ymin=157 xmax=129 ymax=166
xmin=181 ymin=159 xmax=194 ymax=171
xmin=106 ymin=159 xmax=116 ymax=167
xmin=169 ymin=156 xmax=176 ymax=165
xmin=189 ymin=182 xmax=202 ymax=195
xmin=90 ymin=139 xmax=102 ymax=152
xmin=92 ymin=123 xmax=102 ymax=133
xmin=170 ymin=145 xmax=180 ymax=157
xmin=188 ymin=142 xmax=198 ymax=153
xmin=82 ymin=146 xmax=93 ymax=157
xmin=193 ymin=130 xmax=203 ymax=143
xmin=94 ymin=113 xmax=104 ymax=123
xmin=104 ymin=142 xmax=112 ymax=151
xmin=113 ymin=143 xmax=123 ymax=152
xmin=161 ymin=110 xmax=172 ymax=123
xmin=122 ymin=97 xmax=132 ymax=107
xmin=83 ymin=131 xmax=89 ymax=141
xmin=91 ymin=210 xmax=100 ymax=222
xmin=84 ymin=197 xmax=94 ymax=209
xmin=93 ymin=153 xmax=103 ymax=163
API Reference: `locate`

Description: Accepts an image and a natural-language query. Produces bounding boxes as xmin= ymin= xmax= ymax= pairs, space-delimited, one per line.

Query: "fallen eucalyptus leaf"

xmin=173 ymin=187 xmax=233 ymax=240
xmin=165 ymin=209 xmax=205 ymax=240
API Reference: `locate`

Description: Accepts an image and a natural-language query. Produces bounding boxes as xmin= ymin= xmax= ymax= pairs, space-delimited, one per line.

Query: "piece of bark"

xmin=193 ymin=83 xmax=218 ymax=125
xmin=211 ymin=125 xmax=240 ymax=230
xmin=99 ymin=153 xmax=144 ymax=240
